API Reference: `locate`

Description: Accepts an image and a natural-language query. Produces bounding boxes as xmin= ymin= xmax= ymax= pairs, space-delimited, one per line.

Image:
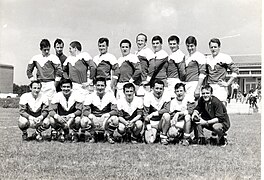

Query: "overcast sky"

xmin=0 ymin=0 xmax=261 ymax=84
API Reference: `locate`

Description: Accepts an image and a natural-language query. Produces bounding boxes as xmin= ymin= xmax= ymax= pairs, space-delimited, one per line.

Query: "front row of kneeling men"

xmin=18 ymin=78 xmax=230 ymax=146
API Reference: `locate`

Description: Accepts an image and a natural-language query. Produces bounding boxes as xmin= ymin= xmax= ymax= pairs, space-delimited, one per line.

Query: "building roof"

xmin=231 ymin=54 xmax=261 ymax=66
xmin=0 ymin=64 xmax=14 ymax=69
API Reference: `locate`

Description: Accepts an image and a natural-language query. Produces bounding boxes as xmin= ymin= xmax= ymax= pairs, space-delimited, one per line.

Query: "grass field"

xmin=0 ymin=108 xmax=261 ymax=180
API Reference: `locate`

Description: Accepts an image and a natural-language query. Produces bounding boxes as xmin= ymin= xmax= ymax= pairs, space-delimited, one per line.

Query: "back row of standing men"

xmin=26 ymin=33 xmax=239 ymax=104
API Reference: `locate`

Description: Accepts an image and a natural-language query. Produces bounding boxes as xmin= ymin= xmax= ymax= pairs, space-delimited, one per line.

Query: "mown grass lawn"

xmin=0 ymin=108 xmax=260 ymax=180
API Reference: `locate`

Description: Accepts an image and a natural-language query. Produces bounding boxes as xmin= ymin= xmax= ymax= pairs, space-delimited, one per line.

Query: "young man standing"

xmin=184 ymin=36 xmax=206 ymax=102
xmin=167 ymin=35 xmax=186 ymax=98
xmin=81 ymin=77 xmax=119 ymax=144
xmin=135 ymin=33 xmax=155 ymax=96
xmin=116 ymin=39 xmax=141 ymax=99
xmin=49 ymin=79 xmax=82 ymax=142
xmin=18 ymin=80 xmax=50 ymax=141
xmin=147 ymin=36 xmax=169 ymax=89
xmin=54 ymin=38 xmax=67 ymax=67
xmin=93 ymin=37 xmax=119 ymax=93
xmin=63 ymin=41 xmax=96 ymax=96
xmin=143 ymin=80 xmax=171 ymax=145
xmin=27 ymin=39 xmax=63 ymax=101
xmin=117 ymin=83 xmax=144 ymax=143
xmin=192 ymin=85 xmax=230 ymax=146
xmin=206 ymin=38 xmax=239 ymax=105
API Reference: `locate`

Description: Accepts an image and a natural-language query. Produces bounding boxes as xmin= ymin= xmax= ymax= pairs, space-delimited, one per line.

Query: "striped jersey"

xmin=63 ymin=52 xmax=96 ymax=84
xmin=27 ymin=54 xmax=63 ymax=82
xmin=19 ymin=92 xmax=49 ymax=118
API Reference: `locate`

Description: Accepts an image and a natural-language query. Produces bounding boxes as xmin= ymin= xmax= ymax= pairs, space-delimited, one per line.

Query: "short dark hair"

xmin=136 ymin=33 xmax=147 ymax=42
xmin=70 ymin=41 xmax=82 ymax=51
xmin=123 ymin=83 xmax=135 ymax=93
xmin=98 ymin=37 xmax=109 ymax=46
xmin=168 ymin=35 xmax=180 ymax=44
xmin=120 ymin=39 xmax=132 ymax=48
xmin=29 ymin=80 xmax=42 ymax=89
xmin=152 ymin=35 xmax=163 ymax=44
xmin=185 ymin=36 xmax=197 ymax=46
xmin=40 ymin=39 xmax=50 ymax=50
xmin=154 ymin=80 xmax=164 ymax=87
xmin=60 ymin=78 xmax=73 ymax=88
xmin=54 ymin=38 xmax=64 ymax=47
xmin=95 ymin=77 xmax=107 ymax=86
xmin=174 ymin=83 xmax=186 ymax=91
xmin=201 ymin=84 xmax=213 ymax=94
xmin=209 ymin=38 xmax=221 ymax=47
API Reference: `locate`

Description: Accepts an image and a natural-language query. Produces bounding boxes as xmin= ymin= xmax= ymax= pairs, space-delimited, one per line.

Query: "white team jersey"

xmin=169 ymin=49 xmax=185 ymax=63
xmin=29 ymin=54 xmax=61 ymax=67
xmin=185 ymin=51 xmax=206 ymax=67
xmin=117 ymin=96 xmax=143 ymax=116
xmin=84 ymin=91 xmax=117 ymax=110
xmin=63 ymin=52 xmax=92 ymax=66
xmin=144 ymin=91 xmax=171 ymax=110
xmin=169 ymin=97 xmax=188 ymax=114
xmin=117 ymin=53 xmax=140 ymax=67
xmin=19 ymin=92 xmax=49 ymax=113
xmin=93 ymin=52 xmax=118 ymax=66
xmin=135 ymin=47 xmax=155 ymax=60
xmin=51 ymin=91 xmax=83 ymax=111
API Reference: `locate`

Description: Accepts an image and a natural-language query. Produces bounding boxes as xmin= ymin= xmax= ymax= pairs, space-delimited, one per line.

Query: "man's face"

xmin=41 ymin=46 xmax=50 ymax=57
xmin=168 ymin=40 xmax=179 ymax=53
xmin=186 ymin=43 xmax=196 ymax=55
xmin=124 ymin=87 xmax=135 ymax=102
xmin=120 ymin=42 xmax=130 ymax=57
xmin=175 ymin=86 xmax=185 ymax=101
xmin=55 ymin=43 xmax=64 ymax=55
xmin=30 ymin=83 xmax=41 ymax=97
xmin=136 ymin=35 xmax=147 ymax=50
xmin=209 ymin=42 xmax=220 ymax=57
xmin=152 ymin=40 xmax=162 ymax=53
xmin=96 ymin=81 xmax=106 ymax=95
xmin=61 ymin=83 xmax=72 ymax=96
xmin=201 ymin=88 xmax=212 ymax=102
xmin=98 ymin=42 xmax=108 ymax=55
xmin=69 ymin=46 xmax=77 ymax=56
xmin=153 ymin=83 xmax=164 ymax=99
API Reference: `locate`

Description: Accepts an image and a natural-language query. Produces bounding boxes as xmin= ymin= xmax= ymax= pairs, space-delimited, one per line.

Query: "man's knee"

xmin=18 ymin=116 xmax=30 ymax=130
xmin=80 ymin=116 xmax=91 ymax=128
xmin=118 ymin=123 xmax=126 ymax=134
xmin=109 ymin=116 xmax=119 ymax=127
xmin=167 ymin=126 xmax=180 ymax=138
xmin=135 ymin=120 xmax=143 ymax=129
xmin=212 ymin=123 xmax=225 ymax=133
xmin=185 ymin=114 xmax=191 ymax=122
xmin=42 ymin=117 xmax=50 ymax=129
xmin=162 ymin=113 xmax=170 ymax=122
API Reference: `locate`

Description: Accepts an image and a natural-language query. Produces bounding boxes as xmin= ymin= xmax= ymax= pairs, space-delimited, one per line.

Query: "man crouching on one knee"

xmin=167 ymin=83 xmax=192 ymax=146
xmin=49 ymin=79 xmax=82 ymax=142
xmin=18 ymin=80 xmax=50 ymax=141
xmin=143 ymin=80 xmax=171 ymax=145
xmin=192 ymin=85 xmax=230 ymax=146
xmin=80 ymin=77 xmax=119 ymax=144
xmin=117 ymin=83 xmax=143 ymax=143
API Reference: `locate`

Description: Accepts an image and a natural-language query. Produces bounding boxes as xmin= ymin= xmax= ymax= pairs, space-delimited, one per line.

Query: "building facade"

xmin=0 ymin=64 xmax=14 ymax=93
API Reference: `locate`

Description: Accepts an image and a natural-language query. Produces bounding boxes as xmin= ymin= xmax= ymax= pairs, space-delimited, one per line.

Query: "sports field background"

xmin=0 ymin=107 xmax=260 ymax=180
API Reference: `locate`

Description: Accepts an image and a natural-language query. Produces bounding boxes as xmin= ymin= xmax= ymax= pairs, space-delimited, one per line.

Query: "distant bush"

xmin=0 ymin=97 xmax=20 ymax=108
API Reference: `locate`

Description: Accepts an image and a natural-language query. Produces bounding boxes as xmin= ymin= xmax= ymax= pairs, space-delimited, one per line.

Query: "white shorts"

xmin=41 ymin=81 xmax=56 ymax=101
xmin=210 ymin=83 xmax=228 ymax=102
xmin=116 ymin=82 xmax=127 ymax=100
xmin=72 ymin=83 xmax=89 ymax=97
xmin=185 ymin=81 xmax=198 ymax=102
